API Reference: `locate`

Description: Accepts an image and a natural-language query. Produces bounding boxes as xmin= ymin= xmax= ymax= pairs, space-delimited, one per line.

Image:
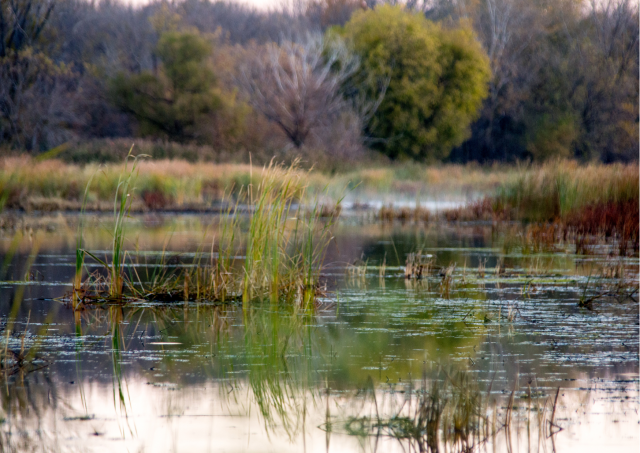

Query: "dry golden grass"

xmin=1 ymin=157 xmax=512 ymax=211
xmin=1 ymin=157 xmax=637 ymax=221
xmin=0 ymin=157 xmax=284 ymax=211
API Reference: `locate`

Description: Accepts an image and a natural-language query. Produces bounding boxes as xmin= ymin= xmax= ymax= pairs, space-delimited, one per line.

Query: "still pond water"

xmin=1 ymin=214 xmax=638 ymax=452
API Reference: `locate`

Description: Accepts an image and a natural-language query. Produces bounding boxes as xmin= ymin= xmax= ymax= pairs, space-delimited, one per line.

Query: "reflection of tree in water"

xmin=0 ymin=371 xmax=59 ymax=452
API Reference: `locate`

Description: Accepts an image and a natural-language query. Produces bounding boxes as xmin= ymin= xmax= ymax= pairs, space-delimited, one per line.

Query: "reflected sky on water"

xmin=1 ymin=214 xmax=638 ymax=452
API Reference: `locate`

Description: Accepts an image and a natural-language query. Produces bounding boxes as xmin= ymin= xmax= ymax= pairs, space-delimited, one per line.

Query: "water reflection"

xmin=0 ymin=215 xmax=638 ymax=452
xmin=2 ymin=369 xmax=637 ymax=452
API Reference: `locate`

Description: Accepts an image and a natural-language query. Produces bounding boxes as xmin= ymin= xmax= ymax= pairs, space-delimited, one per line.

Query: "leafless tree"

xmin=0 ymin=50 xmax=76 ymax=149
xmin=588 ymin=0 xmax=638 ymax=82
xmin=241 ymin=33 xmax=359 ymax=148
xmin=0 ymin=0 xmax=55 ymax=57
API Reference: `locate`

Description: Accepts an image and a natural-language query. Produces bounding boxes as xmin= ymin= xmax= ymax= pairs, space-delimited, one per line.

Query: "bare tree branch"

xmin=241 ymin=33 xmax=359 ymax=148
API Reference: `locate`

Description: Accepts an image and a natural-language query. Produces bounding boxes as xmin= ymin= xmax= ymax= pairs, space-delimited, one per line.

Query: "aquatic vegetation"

xmin=0 ymin=217 xmax=637 ymax=452
xmin=439 ymin=263 xmax=456 ymax=299
xmin=404 ymin=251 xmax=433 ymax=279
xmin=73 ymin=169 xmax=96 ymax=310
xmin=379 ymin=204 xmax=430 ymax=223
xmin=565 ymin=199 xmax=639 ymax=256
xmin=378 ymin=255 xmax=387 ymax=278
xmin=497 ymin=161 xmax=639 ymax=255
xmin=79 ymin=152 xmax=144 ymax=301
xmin=347 ymin=257 xmax=368 ymax=279
xmin=477 ymin=259 xmax=486 ymax=279
xmin=378 ymin=197 xmax=504 ymax=223
xmin=372 ymin=161 xmax=638 ymax=258
xmin=578 ymin=258 xmax=638 ymax=309
xmin=442 ymin=197 xmax=503 ymax=222
xmin=72 ymin=158 xmax=339 ymax=307
xmin=0 ymin=241 xmax=53 ymax=379
xmin=496 ymin=161 xmax=638 ymax=221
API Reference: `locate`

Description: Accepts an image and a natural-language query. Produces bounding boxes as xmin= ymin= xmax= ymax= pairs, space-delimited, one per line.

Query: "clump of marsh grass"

xmin=564 ymin=199 xmax=639 ymax=256
xmin=72 ymin=158 xmax=339 ymax=307
xmin=578 ymin=257 xmax=638 ymax=309
xmin=477 ymin=259 xmax=486 ymax=279
xmin=238 ymin=160 xmax=339 ymax=306
xmin=436 ymin=161 xmax=638 ymax=256
xmin=525 ymin=223 xmax=561 ymax=253
xmin=77 ymin=151 xmax=144 ymax=302
xmin=405 ymin=251 xmax=433 ymax=279
xmin=497 ymin=161 xmax=639 ymax=255
xmin=347 ymin=257 xmax=368 ymax=279
xmin=497 ymin=161 xmax=638 ymax=222
xmin=439 ymin=264 xmax=456 ymax=298
xmin=379 ymin=205 xmax=430 ymax=223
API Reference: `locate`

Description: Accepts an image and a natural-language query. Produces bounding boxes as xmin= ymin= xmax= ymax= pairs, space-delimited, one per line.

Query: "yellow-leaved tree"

xmin=334 ymin=5 xmax=491 ymax=162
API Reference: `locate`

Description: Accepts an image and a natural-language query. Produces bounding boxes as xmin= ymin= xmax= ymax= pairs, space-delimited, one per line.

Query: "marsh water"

xmin=1 ymin=213 xmax=638 ymax=452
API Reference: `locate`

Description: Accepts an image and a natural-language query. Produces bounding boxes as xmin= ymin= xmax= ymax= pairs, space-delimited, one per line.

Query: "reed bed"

xmin=378 ymin=161 xmax=638 ymax=256
xmin=0 ymin=156 xmax=263 ymax=211
xmin=404 ymin=251 xmax=433 ymax=279
xmin=494 ymin=162 xmax=639 ymax=255
xmin=0 ymin=155 xmax=525 ymax=213
xmin=495 ymin=160 xmax=638 ymax=221
xmin=71 ymin=157 xmax=339 ymax=308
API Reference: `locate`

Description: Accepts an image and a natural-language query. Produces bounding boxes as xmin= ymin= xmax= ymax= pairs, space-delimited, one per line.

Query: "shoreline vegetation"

xmin=0 ymin=152 xmax=531 ymax=212
xmin=1 ymin=155 xmax=637 ymax=210
xmin=2 ymin=154 xmax=637 ymax=258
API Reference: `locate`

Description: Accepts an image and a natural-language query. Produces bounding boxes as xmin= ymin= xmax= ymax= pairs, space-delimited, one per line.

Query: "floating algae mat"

xmin=0 ymin=216 xmax=638 ymax=452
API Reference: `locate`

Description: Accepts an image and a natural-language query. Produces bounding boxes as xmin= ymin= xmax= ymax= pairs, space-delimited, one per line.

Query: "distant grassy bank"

xmin=0 ymin=155 xmax=523 ymax=212
xmin=0 ymin=154 xmax=637 ymax=225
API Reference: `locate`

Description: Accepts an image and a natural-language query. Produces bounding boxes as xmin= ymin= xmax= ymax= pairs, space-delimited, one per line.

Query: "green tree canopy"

xmin=110 ymin=30 xmax=225 ymax=142
xmin=334 ymin=5 xmax=491 ymax=161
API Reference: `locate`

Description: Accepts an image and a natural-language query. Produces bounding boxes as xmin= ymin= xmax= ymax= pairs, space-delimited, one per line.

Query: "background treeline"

xmin=0 ymin=0 xmax=637 ymax=165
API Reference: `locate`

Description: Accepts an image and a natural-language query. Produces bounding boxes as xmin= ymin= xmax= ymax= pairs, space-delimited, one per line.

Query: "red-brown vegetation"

xmin=565 ymin=200 xmax=639 ymax=256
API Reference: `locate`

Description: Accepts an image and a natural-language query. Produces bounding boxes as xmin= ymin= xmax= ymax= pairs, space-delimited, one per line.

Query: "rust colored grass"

xmin=565 ymin=200 xmax=639 ymax=255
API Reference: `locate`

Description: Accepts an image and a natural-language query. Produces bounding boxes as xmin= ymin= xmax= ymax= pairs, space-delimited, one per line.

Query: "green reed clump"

xmin=74 ymin=159 xmax=339 ymax=307
xmin=80 ymin=151 xmax=143 ymax=301
xmin=73 ymin=171 xmax=97 ymax=310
